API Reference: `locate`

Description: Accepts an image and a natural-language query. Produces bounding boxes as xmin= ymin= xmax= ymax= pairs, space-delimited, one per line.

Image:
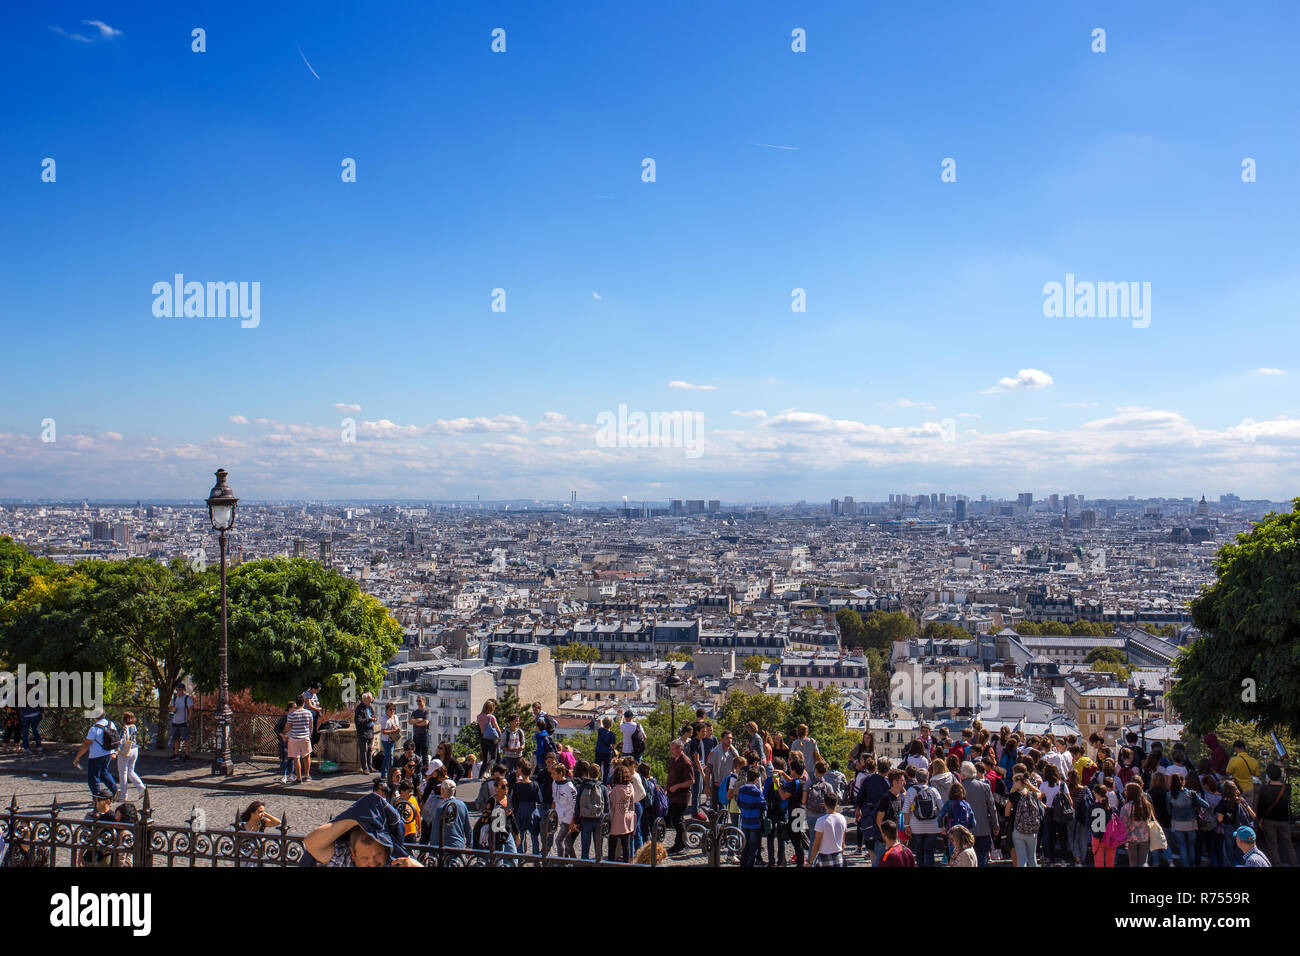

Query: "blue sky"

xmin=2 ymin=1 xmax=1298 ymax=501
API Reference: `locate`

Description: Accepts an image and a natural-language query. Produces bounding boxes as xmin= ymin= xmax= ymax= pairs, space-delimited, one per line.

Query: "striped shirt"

xmin=737 ymin=783 xmax=765 ymax=829
xmin=286 ymin=708 xmax=314 ymax=739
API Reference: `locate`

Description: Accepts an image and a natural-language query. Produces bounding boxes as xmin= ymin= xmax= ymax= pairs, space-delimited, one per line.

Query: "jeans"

xmin=741 ymin=828 xmax=763 ymax=866
xmin=579 ymin=819 xmax=602 ymax=860
xmin=631 ymin=802 xmax=644 ymax=854
xmin=1012 ymin=830 xmax=1039 ymax=866
xmin=769 ymin=824 xmax=788 ymax=865
xmin=86 ymin=754 xmax=118 ymax=799
xmin=20 ymin=715 xmax=42 ymax=750
xmin=1200 ymin=829 xmax=1225 ymax=867
xmin=1225 ymin=832 xmax=1244 ymax=867
xmin=1041 ymin=819 xmax=1065 ymax=863
xmin=479 ymin=739 xmax=498 ymax=775
xmin=690 ymin=775 xmax=702 ymax=814
xmin=412 ymin=735 xmax=428 ymax=773
xmin=597 ymin=754 xmax=612 ymax=785
xmin=911 ymin=831 xmax=941 ymax=867
xmin=1171 ymin=828 xmax=1197 ymax=867
xmin=974 ymin=834 xmax=992 ymax=867
xmin=608 ymin=833 xmax=632 ymax=861
xmin=1068 ymin=818 xmax=1088 ymax=863
xmin=380 ymin=739 xmax=395 ymax=779
xmin=872 ymin=839 xmax=888 ymax=866
xmin=1149 ymin=847 xmax=1170 ymax=866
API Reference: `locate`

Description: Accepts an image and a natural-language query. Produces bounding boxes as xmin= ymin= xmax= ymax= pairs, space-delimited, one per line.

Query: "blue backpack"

xmin=649 ymin=777 xmax=669 ymax=819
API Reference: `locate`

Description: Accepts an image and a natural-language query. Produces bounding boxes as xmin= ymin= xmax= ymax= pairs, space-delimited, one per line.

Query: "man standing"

xmin=706 ymin=730 xmax=740 ymax=810
xmin=353 ymin=693 xmax=377 ymax=774
xmin=959 ymin=760 xmax=998 ymax=866
xmin=1227 ymin=740 xmax=1261 ymax=803
xmin=169 ymin=681 xmax=195 ymax=761
xmin=687 ymin=722 xmax=715 ymax=815
xmin=619 ymin=709 xmax=641 ymax=760
xmin=1256 ymin=764 xmax=1295 ymax=867
xmin=408 ymin=695 xmax=430 ymax=773
xmin=666 ymin=739 xmax=695 ymax=855
xmin=73 ymin=712 xmax=119 ymax=801
xmin=18 ymin=696 xmax=43 ymax=755
xmin=790 ymin=724 xmax=819 ymax=776
xmin=303 ymin=681 xmax=323 ymax=745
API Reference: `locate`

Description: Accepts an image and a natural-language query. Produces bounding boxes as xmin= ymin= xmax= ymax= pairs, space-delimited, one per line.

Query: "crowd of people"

xmin=344 ymin=707 xmax=1293 ymax=868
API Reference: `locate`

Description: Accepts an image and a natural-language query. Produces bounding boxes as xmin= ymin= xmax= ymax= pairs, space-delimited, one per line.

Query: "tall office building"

xmin=843 ymin=496 xmax=856 ymax=516
xmin=670 ymin=499 xmax=684 ymax=516
xmin=1018 ymin=492 xmax=1034 ymax=508
xmin=955 ymin=498 xmax=967 ymax=521
xmin=708 ymin=500 xmax=720 ymax=514
xmin=687 ymin=499 xmax=705 ymax=514
xmin=570 ymin=490 xmax=577 ymax=507
xmin=830 ymin=498 xmax=841 ymax=516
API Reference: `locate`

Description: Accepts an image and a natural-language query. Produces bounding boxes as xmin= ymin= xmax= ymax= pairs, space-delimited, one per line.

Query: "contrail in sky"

xmin=298 ymin=45 xmax=320 ymax=80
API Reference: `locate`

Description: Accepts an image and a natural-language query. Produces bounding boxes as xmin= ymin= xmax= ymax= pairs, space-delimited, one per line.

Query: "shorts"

xmin=170 ymin=722 xmax=189 ymax=743
xmin=287 ymin=737 xmax=312 ymax=759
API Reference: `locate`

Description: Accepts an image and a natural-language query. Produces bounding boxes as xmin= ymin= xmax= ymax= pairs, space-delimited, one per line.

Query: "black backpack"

xmin=1052 ymin=788 xmax=1074 ymax=824
xmin=631 ymin=723 xmax=647 ymax=757
xmin=911 ymin=785 xmax=938 ymax=821
xmin=97 ymin=721 xmax=120 ymax=751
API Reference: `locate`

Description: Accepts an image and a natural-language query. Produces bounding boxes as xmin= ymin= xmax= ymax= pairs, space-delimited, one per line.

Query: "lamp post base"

xmin=211 ymin=755 xmax=234 ymax=777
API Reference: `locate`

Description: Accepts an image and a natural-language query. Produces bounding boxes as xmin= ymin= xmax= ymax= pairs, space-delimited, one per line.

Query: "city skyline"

xmin=4 ymin=2 xmax=1299 ymax=500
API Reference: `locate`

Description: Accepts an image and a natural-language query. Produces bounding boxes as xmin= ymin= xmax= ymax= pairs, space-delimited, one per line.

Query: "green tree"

xmin=1015 ymin=621 xmax=1042 ymax=635
xmin=0 ymin=557 xmax=204 ymax=746
xmin=861 ymin=610 xmax=914 ymax=651
xmin=0 ymin=536 xmax=58 ymax=606
xmin=835 ymin=608 xmax=865 ymax=648
xmin=1085 ymin=647 xmax=1127 ymax=668
xmin=742 ymin=654 xmax=777 ymax=674
xmin=552 ymin=642 xmax=600 ymax=663
xmin=1070 ymin=619 xmax=1107 ymax=637
xmin=784 ymin=687 xmax=854 ymax=765
xmin=922 ymin=621 xmax=970 ymax=641
xmin=665 ymin=651 xmax=692 ymax=663
xmin=1170 ymin=500 xmax=1300 ymax=735
xmin=186 ymin=557 xmax=402 ymax=709
xmin=1089 ymin=659 xmax=1130 ymax=681
xmin=715 ymin=691 xmax=789 ymax=742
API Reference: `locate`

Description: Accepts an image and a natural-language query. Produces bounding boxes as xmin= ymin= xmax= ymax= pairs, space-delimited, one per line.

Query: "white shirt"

xmin=86 ymin=719 xmax=117 ymax=759
xmin=815 ymin=812 xmax=848 ymax=854
xmin=619 ymin=720 xmax=640 ymax=754
xmin=630 ymin=771 xmax=647 ymax=802
xmin=554 ymin=780 xmax=578 ymax=824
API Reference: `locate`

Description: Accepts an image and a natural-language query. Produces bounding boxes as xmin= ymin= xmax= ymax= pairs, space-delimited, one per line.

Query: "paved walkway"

xmin=0 ymin=743 xmax=375 ymax=801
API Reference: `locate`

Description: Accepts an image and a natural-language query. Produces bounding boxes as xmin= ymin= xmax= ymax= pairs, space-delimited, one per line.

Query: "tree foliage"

xmin=860 ymin=610 xmax=914 ymax=651
xmin=1170 ymin=500 xmax=1300 ymax=735
xmin=552 ymin=642 xmax=600 ymax=663
xmin=186 ymin=557 xmax=402 ymax=708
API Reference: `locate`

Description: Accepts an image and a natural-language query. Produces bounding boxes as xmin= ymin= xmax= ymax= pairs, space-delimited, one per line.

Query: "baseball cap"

xmin=428 ymin=759 xmax=444 ymax=771
xmin=1233 ymin=825 xmax=1256 ymax=843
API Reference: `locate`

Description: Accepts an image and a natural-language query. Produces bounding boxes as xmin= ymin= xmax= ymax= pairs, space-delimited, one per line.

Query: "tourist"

xmin=168 ymin=681 xmax=194 ymax=761
xmin=902 ymin=767 xmax=943 ymax=867
xmin=512 ymin=758 xmax=542 ymax=855
xmin=706 ymin=730 xmax=740 ymax=809
xmin=958 ymin=761 xmax=997 ymax=866
xmin=607 ymin=763 xmax=636 ymax=862
xmin=551 ymin=759 xmax=579 ymax=858
xmin=476 ymin=699 xmax=501 ymax=778
xmin=501 ymin=713 xmax=526 ymax=772
xmin=575 ymin=761 xmax=607 ymax=860
xmin=619 ymin=709 xmax=643 ymax=760
xmin=1226 ymin=740 xmax=1261 ymax=803
xmin=378 ymin=703 xmax=400 ymax=779
xmin=353 ymin=693 xmax=376 ymax=774
xmin=809 ymin=791 xmax=848 ymax=866
xmin=1166 ymin=773 xmax=1207 ymax=867
xmin=73 ymin=711 xmax=119 ymax=801
xmin=1121 ymin=781 xmax=1155 ymax=867
xmin=1216 ymin=781 xmax=1256 ymax=866
xmin=1008 ymin=772 xmax=1045 ymax=867
xmin=409 ymin=695 xmax=430 ymax=774
xmin=17 ymin=697 xmax=43 ymax=755
xmin=1235 ymin=826 xmax=1271 ymax=867
xmin=665 ymin=739 xmax=694 ymax=855
xmin=303 ymin=793 xmax=421 ymax=867
xmin=873 ymin=769 xmax=907 ymax=866
xmin=595 ymin=716 xmax=617 ymax=785
xmin=285 ymin=696 xmax=315 ymax=785
xmin=1256 ymin=764 xmax=1295 ymax=867
xmin=949 ymin=824 xmax=977 ymax=867
xmin=876 ymin=819 xmax=916 ymax=867
xmin=114 ymin=711 xmax=146 ymax=802
xmin=736 ymin=766 xmax=765 ymax=867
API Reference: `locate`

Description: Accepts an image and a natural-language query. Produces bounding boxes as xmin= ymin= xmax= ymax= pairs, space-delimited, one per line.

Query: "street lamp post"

xmin=664 ymin=664 xmax=683 ymax=736
xmin=205 ymin=468 xmax=238 ymax=777
xmin=1134 ymin=681 xmax=1153 ymax=752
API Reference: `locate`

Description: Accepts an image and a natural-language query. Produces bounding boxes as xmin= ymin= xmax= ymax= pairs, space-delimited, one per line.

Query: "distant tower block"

xmin=571 ymin=490 xmax=577 ymax=507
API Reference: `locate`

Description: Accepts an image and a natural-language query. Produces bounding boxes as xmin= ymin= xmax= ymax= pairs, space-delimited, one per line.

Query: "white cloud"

xmin=50 ymin=26 xmax=93 ymax=42
xmin=81 ymin=20 xmax=122 ymax=37
xmin=731 ymin=409 xmax=767 ymax=418
xmin=668 ymin=380 xmax=717 ymax=391
xmin=1251 ymin=368 xmax=1286 ymax=376
xmin=228 ymin=415 xmax=249 ymax=425
xmin=592 ymin=292 xmax=601 ymax=300
xmin=891 ymin=398 xmax=936 ymax=410
xmin=983 ymin=368 xmax=1054 ymax=393
xmin=334 ymin=403 xmax=362 ymax=414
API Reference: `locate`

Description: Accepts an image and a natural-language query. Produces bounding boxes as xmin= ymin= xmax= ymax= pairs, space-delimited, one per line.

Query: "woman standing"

xmin=1007 ymin=772 xmax=1044 ymax=866
xmin=501 ymin=713 xmax=526 ymax=773
xmin=115 ymin=711 xmax=147 ymax=801
xmin=771 ymin=731 xmax=790 ymax=764
xmin=849 ymin=731 xmax=875 ymax=770
xmin=608 ymin=764 xmax=637 ymax=862
xmin=1166 ymin=773 xmax=1207 ymax=867
xmin=1215 ymin=781 xmax=1255 ymax=866
xmin=476 ymin=700 xmax=501 ymax=778
xmin=1121 ymin=782 xmax=1154 ymax=867
xmin=379 ymin=703 xmax=401 ymax=779
xmin=435 ymin=741 xmax=463 ymax=781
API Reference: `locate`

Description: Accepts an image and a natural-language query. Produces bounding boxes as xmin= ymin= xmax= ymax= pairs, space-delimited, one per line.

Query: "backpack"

xmin=1014 ymin=791 xmax=1043 ymax=835
xmin=1102 ymin=810 xmax=1128 ymax=847
xmin=631 ymin=723 xmax=646 ymax=757
xmin=648 ymin=778 xmax=669 ymax=819
xmin=719 ymin=772 xmax=737 ymax=807
xmin=1052 ymin=788 xmax=1074 ymax=824
xmin=96 ymin=721 xmax=120 ymax=751
xmin=911 ymin=785 xmax=938 ymax=822
xmin=543 ymin=713 xmax=558 ymax=734
xmin=806 ymin=780 xmax=830 ymax=816
xmin=577 ymin=780 xmax=607 ymax=820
